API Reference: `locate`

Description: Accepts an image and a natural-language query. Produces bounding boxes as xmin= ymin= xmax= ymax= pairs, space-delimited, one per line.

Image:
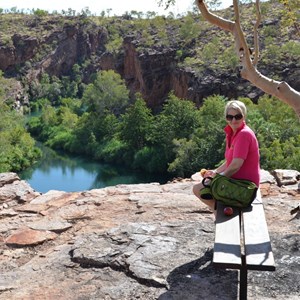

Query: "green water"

xmin=19 ymin=145 xmax=171 ymax=193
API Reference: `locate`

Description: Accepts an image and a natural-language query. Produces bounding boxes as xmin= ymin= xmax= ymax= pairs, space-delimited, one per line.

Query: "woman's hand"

xmin=200 ymin=169 xmax=216 ymax=178
xmin=204 ymin=170 xmax=216 ymax=178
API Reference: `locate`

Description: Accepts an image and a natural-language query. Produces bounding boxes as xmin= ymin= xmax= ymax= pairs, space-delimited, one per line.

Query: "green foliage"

xmin=106 ymin=34 xmax=123 ymax=54
xmin=280 ymin=41 xmax=300 ymax=59
xmin=30 ymin=98 xmax=51 ymax=112
xmin=249 ymin=95 xmax=300 ymax=170
xmin=278 ymin=0 xmax=300 ymax=30
xmin=57 ymin=106 xmax=79 ymax=129
xmin=27 ymin=116 xmax=43 ymax=136
xmin=95 ymin=137 xmax=127 ymax=164
xmin=261 ymin=136 xmax=300 ymax=170
xmin=67 ymin=110 xmax=119 ymax=157
xmin=219 ymin=45 xmax=239 ymax=70
xmin=120 ymin=96 xmax=153 ymax=151
xmin=133 ymin=146 xmax=168 ymax=173
xmin=201 ymin=37 xmax=220 ymax=63
xmin=45 ymin=127 xmax=73 ymax=150
xmin=82 ymin=70 xmax=130 ymax=115
xmin=40 ymin=105 xmax=59 ymax=128
xmin=181 ymin=36 xmax=238 ymax=74
xmin=26 ymin=91 xmax=300 ymax=178
xmin=28 ymin=73 xmax=81 ymax=104
xmin=179 ymin=14 xmax=201 ymax=44
xmin=0 ymin=103 xmax=41 ymax=172
xmin=261 ymin=25 xmax=278 ymax=38
xmin=33 ymin=9 xmax=48 ymax=17
xmin=262 ymin=39 xmax=300 ymax=63
xmin=39 ymin=105 xmax=80 ymax=150
xmin=180 ymin=56 xmax=205 ymax=75
xmin=139 ymin=29 xmax=155 ymax=48
xmin=169 ymin=95 xmax=226 ymax=176
xmin=140 ymin=93 xmax=202 ymax=174
xmin=168 ymin=138 xmax=199 ymax=176
xmin=60 ymin=97 xmax=82 ymax=114
xmin=176 ymin=49 xmax=183 ymax=59
xmin=29 ymin=73 xmax=62 ymax=104
xmin=153 ymin=93 xmax=201 ymax=142
xmin=67 ymin=112 xmax=93 ymax=154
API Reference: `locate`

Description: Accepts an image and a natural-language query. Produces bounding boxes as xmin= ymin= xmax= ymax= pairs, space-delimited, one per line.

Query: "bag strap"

xmin=202 ymin=176 xmax=213 ymax=187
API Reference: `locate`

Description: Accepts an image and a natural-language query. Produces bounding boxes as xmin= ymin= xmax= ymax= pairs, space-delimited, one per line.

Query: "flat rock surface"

xmin=0 ymin=172 xmax=299 ymax=300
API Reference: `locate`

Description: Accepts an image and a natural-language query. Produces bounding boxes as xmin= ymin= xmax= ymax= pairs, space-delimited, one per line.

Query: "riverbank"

xmin=19 ymin=144 xmax=171 ymax=193
xmin=0 ymin=171 xmax=299 ymax=299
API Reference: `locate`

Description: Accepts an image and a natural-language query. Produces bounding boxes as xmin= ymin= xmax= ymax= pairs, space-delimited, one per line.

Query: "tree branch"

xmin=196 ymin=0 xmax=300 ymax=117
xmin=195 ymin=0 xmax=234 ymax=32
xmin=232 ymin=0 xmax=253 ymax=71
xmin=241 ymin=68 xmax=300 ymax=116
xmin=252 ymin=0 xmax=261 ymax=66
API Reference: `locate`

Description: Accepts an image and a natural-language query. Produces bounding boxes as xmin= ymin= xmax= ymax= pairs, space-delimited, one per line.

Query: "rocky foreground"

xmin=0 ymin=170 xmax=299 ymax=300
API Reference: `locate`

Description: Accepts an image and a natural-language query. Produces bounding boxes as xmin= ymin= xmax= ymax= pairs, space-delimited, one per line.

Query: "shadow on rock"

xmin=158 ymin=249 xmax=239 ymax=300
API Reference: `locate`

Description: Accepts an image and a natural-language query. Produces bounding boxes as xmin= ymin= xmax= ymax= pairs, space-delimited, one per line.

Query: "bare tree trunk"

xmin=195 ymin=0 xmax=300 ymax=117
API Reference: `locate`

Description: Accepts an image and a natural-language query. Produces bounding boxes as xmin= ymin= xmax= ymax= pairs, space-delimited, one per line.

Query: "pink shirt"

xmin=224 ymin=122 xmax=260 ymax=186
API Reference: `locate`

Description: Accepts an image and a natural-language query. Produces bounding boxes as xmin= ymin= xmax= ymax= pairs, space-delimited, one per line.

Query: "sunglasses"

xmin=226 ymin=113 xmax=243 ymax=121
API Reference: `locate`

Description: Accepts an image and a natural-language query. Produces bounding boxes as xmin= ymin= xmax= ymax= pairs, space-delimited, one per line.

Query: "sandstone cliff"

xmin=0 ymin=10 xmax=299 ymax=110
xmin=0 ymin=171 xmax=299 ymax=299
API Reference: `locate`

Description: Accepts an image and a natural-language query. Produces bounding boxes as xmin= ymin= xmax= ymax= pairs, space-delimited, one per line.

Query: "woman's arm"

xmin=215 ymin=162 xmax=227 ymax=174
xmin=203 ymin=162 xmax=227 ymax=178
xmin=221 ymin=158 xmax=244 ymax=177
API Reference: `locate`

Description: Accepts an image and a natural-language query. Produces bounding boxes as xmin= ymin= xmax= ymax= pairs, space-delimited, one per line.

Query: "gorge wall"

xmin=1 ymin=14 xmax=299 ymax=110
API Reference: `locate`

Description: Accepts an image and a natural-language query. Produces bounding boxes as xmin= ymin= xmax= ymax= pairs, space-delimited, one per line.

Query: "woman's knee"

xmin=192 ymin=184 xmax=198 ymax=196
xmin=193 ymin=183 xmax=203 ymax=197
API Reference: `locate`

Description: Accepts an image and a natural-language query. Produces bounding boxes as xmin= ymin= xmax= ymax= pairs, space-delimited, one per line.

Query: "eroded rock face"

xmin=1 ymin=16 xmax=299 ymax=112
xmin=36 ymin=24 xmax=108 ymax=78
xmin=122 ymin=36 xmax=177 ymax=109
xmin=0 ymin=23 xmax=108 ymax=76
xmin=0 ymin=172 xmax=299 ymax=299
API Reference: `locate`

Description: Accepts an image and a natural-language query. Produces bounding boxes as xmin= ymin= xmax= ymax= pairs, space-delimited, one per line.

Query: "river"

xmin=19 ymin=145 xmax=171 ymax=193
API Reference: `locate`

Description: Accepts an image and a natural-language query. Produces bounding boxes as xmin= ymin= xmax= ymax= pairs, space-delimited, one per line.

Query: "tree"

xmin=82 ymin=70 xmax=130 ymax=115
xmin=160 ymin=0 xmax=300 ymax=117
xmin=168 ymin=95 xmax=226 ymax=176
xmin=0 ymin=102 xmax=41 ymax=172
xmin=150 ymin=93 xmax=201 ymax=167
xmin=278 ymin=0 xmax=299 ymax=31
xmin=120 ymin=95 xmax=153 ymax=151
xmin=33 ymin=9 xmax=48 ymax=16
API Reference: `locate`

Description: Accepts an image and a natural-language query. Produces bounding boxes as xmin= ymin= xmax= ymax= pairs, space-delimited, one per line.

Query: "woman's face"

xmin=226 ymin=108 xmax=244 ymax=132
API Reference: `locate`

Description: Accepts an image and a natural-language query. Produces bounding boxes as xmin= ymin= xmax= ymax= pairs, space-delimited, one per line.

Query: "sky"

xmin=0 ymin=0 xmax=233 ymax=16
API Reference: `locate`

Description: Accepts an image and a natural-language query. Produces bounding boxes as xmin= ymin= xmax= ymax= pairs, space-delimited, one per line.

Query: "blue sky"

xmin=0 ymin=0 xmax=233 ymax=15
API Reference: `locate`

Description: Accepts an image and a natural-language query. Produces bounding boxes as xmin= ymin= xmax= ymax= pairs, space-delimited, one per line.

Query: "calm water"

xmin=19 ymin=145 xmax=171 ymax=193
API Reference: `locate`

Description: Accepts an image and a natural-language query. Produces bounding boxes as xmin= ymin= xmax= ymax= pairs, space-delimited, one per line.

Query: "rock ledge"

xmin=0 ymin=171 xmax=299 ymax=300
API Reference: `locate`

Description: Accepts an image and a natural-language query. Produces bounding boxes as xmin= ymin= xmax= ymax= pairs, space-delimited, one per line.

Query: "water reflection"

xmin=19 ymin=145 xmax=170 ymax=193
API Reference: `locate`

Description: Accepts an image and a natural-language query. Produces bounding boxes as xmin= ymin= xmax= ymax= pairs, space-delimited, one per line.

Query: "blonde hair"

xmin=224 ymin=100 xmax=247 ymax=118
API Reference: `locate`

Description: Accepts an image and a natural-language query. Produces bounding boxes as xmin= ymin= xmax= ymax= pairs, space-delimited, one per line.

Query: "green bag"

xmin=201 ymin=174 xmax=258 ymax=208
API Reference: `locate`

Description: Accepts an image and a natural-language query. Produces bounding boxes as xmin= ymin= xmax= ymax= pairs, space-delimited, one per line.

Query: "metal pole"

xmin=240 ymin=254 xmax=247 ymax=300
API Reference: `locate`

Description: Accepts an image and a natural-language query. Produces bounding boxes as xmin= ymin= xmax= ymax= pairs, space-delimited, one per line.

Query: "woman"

xmin=193 ymin=100 xmax=260 ymax=216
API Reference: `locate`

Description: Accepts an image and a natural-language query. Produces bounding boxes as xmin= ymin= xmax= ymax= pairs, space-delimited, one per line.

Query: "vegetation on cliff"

xmin=0 ymin=2 xmax=299 ymax=176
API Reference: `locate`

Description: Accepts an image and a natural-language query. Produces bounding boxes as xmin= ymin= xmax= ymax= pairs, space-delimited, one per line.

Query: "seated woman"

xmin=193 ymin=100 xmax=260 ymax=216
